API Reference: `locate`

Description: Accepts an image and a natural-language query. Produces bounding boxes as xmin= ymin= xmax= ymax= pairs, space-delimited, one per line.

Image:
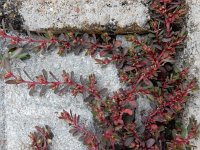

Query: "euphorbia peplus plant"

xmin=0 ymin=0 xmax=199 ymax=149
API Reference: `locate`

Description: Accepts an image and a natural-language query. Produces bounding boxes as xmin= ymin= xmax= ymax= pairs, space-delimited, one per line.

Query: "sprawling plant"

xmin=0 ymin=0 xmax=199 ymax=149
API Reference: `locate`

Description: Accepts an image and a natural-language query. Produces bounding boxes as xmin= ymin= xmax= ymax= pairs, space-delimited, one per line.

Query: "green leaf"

xmin=16 ymin=53 xmax=31 ymax=60
xmin=104 ymin=53 xmax=112 ymax=58
xmin=134 ymin=46 xmax=141 ymax=52
xmin=44 ymin=33 xmax=50 ymax=39
xmin=148 ymin=33 xmax=155 ymax=38
xmin=158 ymin=88 xmax=161 ymax=96
xmin=159 ymin=30 xmax=164 ymax=36
xmin=0 ymin=53 xmax=3 ymax=60
xmin=74 ymin=32 xmax=79 ymax=37
xmin=10 ymin=48 xmax=23 ymax=58
xmin=2 ymin=19 xmax=6 ymax=31
xmin=146 ymin=94 xmax=154 ymax=101
xmin=181 ymin=127 xmax=187 ymax=138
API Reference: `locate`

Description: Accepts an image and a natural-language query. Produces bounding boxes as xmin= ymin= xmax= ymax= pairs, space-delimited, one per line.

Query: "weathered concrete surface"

xmin=0 ymin=81 xmax=6 ymax=150
xmin=0 ymin=31 xmax=9 ymax=150
xmin=182 ymin=0 xmax=200 ymax=149
xmin=4 ymin=52 xmax=122 ymax=150
xmin=17 ymin=0 xmax=148 ymax=34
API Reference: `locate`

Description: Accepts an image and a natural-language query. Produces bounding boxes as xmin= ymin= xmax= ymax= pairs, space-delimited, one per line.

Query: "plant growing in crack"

xmin=0 ymin=0 xmax=199 ymax=149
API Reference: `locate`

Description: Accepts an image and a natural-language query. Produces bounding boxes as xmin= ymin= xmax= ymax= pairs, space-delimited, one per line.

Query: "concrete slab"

xmin=0 ymin=81 xmax=6 ymax=150
xmin=17 ymin=0 xmax=148 ymax=34
xmin=181 ymin=0 xmax=200 ymax=149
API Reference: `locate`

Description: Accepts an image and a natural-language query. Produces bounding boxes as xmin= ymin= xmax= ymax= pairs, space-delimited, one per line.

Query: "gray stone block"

xmin=17 ymin=0 xmax=148 ymax=34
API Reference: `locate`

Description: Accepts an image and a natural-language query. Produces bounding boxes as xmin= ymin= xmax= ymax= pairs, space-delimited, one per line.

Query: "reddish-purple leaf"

xmin=123 ymin=66 xmax=135 ymax=72
xmin=128 ymin=100 xmax=137 ymax=108
xmin=143 ymin=78 xmax=153 ymax=86
xmin=70 ymin=109 xmax=73 ymax=118
xmin=47 ymin=43 xmax=56 ymax=51
xmin=58 ymin=33 xmax=65 ymax=41
xmin=42 ymin=69 xmax=48 ymax=80
xmin=82 ymin=33 xmax=89 ymax=42
xmin=99 ymin=50 xmax=107 ymax=57
xmin=154 ymin=44 xmax=162 ymax=50
xmin=58 ymin=86 xmax=68 ymax=95
xmin=80 ymin=75 xmax=86 ymax=86
xmin=77 ymin=115 xmax=80 ymax=123
xmin=0 ymin=74 xmax=3 ymax=79
xmin=29 ymin=88 xmax=36 ymax=96
xmin=3 ymin=57 xmax=11 ymax=72
xmin=71 ymin=71 xmax=75 ymax=81
xmin=5 ymin=80 xmax=19 ymax=84
xmin=123 ymin=47 xmax=129 ymax=56
xmin=49 ymin=71 xmax=59 ymax=81
xmin=84 ymin=95 xmax=94 ymax=102
xmin=23 ymin=70 xmax=33 ymax=81
xmin=99 ymin=88 xmax=108 ymax=97
xmin=137 ymin=125 xmax=145 ymax=134
xmin=78 ymin=135 xmax=85 ymax=141
xmin=124 ymin=137 xmax=134 ymax=147
xmin=39 ymin=85 xmax=48 ymax=96
xmin=91 ymin=34 xmax=97 ymax=43
xmin=8 ymin=23 xmax=15 ymax=33
xmin=53 ymin=87 xmax=60 ymax=94
xmin=162 ymin=38 xmax=171 ymax=43
xmin=74 ymin=46 xmax=82 ymax=55
xmin=69 ymin=128 xmax=78 ymax=134
xmin=122 ymin=109 xmax=133 ymax=115
xmin=153 ymin=115 xmax=165 ymax=122
xmin=114 ymin=40 xmax=122 ymax=48
xmin=116 ymin=60 xmax=125 ymax=69
xmin=146 ymin=138 xmax=155 ymax=148
xmin=73 ymin=130 xmax=80 ymax=136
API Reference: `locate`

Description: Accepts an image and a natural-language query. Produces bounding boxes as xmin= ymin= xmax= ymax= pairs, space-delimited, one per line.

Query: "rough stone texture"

xmin=17 ymin=0 xmax=148 ymax=34
xmin=182 ymin=0 xmax=200 ymax=149
xmin=4 ymin=52 xmax=122 ymax=150
xmin=0 ymin=32 xmax=8 ymax=150
xmin=0 ymin=81 xmax=6 ymax=150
